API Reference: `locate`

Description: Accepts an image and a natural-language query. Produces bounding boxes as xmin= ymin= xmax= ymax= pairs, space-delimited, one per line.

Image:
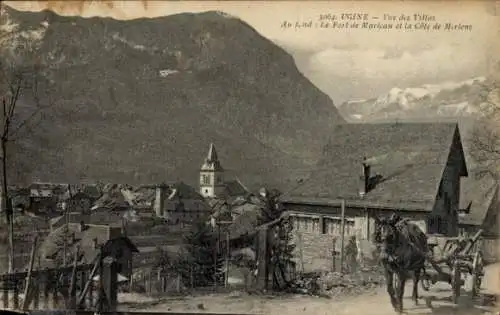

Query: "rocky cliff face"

xmin=0 ymin=7 xmax=344 ymax=189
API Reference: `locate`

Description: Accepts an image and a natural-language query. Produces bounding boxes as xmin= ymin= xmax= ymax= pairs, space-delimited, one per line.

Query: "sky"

xmin=4 ymin=1 xmax=499 ymax=104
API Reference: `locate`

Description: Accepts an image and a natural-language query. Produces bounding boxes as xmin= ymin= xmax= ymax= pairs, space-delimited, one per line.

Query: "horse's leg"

xmin=396 ymin=273 xmax=406 ymax=314
xmin=385 ymin=269 xmax=398 ymax=311
xmin=412 ymin=268 xmax=421 ymax=306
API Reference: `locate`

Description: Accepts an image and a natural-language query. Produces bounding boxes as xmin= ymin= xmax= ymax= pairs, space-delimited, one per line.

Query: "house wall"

xmin=30 ymin=197 xmax=58 ymax=213
xmin=163 ymin=209 xmax=207 ymax=226
xmin=283 ymin=203 xmax=428 ymax=272
xmin=483 ymin=189 xmax=499 ymax=237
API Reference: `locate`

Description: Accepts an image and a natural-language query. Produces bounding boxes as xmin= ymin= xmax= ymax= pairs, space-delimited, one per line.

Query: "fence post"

xmin=51 ymin=271 xmax=59 ymax=308
xmin=225 ymin=230 xmax=230 ymax=288
xmin=13 ymin=276 xmax=19 ymax=309
xmin=68 ymin=246 xmax=79 ymax=309
xmin=339 ymin=199 xmax=346 ymax=275
xmin=332 ymin=237 xmax=337 ymax=272
xmin=2 ymin=275 xmax=9 ymax=308
xmin=33 ymin=281 xmax=39 ymax=309
xmin=43 ymin=272 xmax=50 ymax=309
xmin=22 ymin=235 xmax=38 ymax=310
xmin=148 ymin=270 xmax=152 ymax=295
xmin=101 ymin=257 xmax=118 ymax=312
xmin=256 ymin=227 xmax=269 ymax=291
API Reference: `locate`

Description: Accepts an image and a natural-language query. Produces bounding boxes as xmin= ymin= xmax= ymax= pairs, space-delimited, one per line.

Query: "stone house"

xmin=28 ymin=182 xmax=70 ymax=214
xmin=279 ymin=122 xmax=468 ymax=272
xmin=153 ymin=182 xmax=211 ymax=225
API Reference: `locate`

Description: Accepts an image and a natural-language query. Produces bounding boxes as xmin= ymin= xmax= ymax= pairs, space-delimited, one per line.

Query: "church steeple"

xmin=202 ymin=143 xmax=223 ymax=172
xmin=199 ymin=143 xmax=225 ymax=198
xmin=207 ymin=143 xmax=218 ymax=162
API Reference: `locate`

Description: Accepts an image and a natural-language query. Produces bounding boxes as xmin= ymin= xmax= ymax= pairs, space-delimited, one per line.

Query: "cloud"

xmin=306 ymin=44 xmax=488 ymax=82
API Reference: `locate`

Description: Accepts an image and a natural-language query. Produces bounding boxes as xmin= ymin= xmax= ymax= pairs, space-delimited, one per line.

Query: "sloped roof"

xmin=92 ymin=186 xmax=129 ymax=210
xmin=50 ymin=211 xmax=125 ymax=228
xmin=459 ymin=174 xmax=498 ymax=226
xmin=29 ymin=183 xmax=70 ymax=198
xmin=37 ymin=223 xmax=137 ymax=269
xmin=132 ymin=186 xmax=156 ymax=206
xmin=164 ymin=181 xmax=205 ymax=200
xmin=228 ymin=210 xmax=260 ymax=240
xmin=282 ymin=122 xmax=466 ymax=211
xmin=161 ymin=182 xmax=211 ymax=212
xmin=224 ymin=179 xmax=250 ymax=197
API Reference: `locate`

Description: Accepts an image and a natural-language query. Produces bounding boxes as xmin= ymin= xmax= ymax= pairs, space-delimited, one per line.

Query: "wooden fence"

xmin=0 ymin=251 xmax=119 ymax=312
xmin=131 ymin=265 xmax=227 ymax=296
xmin=1 ymin=264 xmax=93 ymax=310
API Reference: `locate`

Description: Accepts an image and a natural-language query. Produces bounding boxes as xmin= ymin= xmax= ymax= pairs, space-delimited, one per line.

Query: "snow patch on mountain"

xmin=111 ymin=33 xmax=152 ymax=52
xmin=339 ymin=76 xmax=491 ymax=122
xmin=0 ymin=11 xmax=47 ymax=53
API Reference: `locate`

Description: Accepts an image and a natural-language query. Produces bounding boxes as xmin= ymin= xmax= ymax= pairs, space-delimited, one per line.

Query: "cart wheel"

xmin=451 ymin=260 xmax=461 ymax=304
xmin=471 ymin=251 xmax=484 ymax=298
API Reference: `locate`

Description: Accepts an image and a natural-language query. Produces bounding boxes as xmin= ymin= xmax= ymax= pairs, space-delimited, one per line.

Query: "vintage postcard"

xmin=0 ymin=1 xmax=498 ymax=314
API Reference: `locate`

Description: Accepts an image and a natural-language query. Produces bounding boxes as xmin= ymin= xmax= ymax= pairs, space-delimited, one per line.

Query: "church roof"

xmin=207 ymin=143 xmax=218 ymax=162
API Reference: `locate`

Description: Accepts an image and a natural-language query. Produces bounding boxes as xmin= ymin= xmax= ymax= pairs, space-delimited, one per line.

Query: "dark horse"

xmin=375 ymin=214 xmax=429 ymax=314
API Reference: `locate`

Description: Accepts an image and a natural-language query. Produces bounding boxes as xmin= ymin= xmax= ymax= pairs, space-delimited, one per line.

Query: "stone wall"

xmin=286 ymin=206 xmax=429 ymax=273
xmin=292 ymin=230 xmax=337 ymax=272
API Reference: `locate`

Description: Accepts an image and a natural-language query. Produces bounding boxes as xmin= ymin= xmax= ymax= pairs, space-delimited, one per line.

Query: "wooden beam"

xmin=256 ymin=228 xmax=269 ymax=290
xmin=21 ymin=236 xmax=38 ymax=310
xmin=339 ymin=199 xmax=346 ymax=275
xmin=77 ymin=255 xmax=100 ymax=307
xmin=68 ymin=245 xmax=80 ymax=308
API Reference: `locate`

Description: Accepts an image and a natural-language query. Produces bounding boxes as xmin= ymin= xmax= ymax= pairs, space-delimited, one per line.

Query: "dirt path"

xmin=122 ymin=264 xmax=499 ymax=315
xmin=121 ymin=286 xmax=494 ymax=315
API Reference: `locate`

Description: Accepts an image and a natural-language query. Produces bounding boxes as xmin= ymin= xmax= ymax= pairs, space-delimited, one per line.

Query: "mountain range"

xmin=0 ymin=6 xmax=344 ymax=189
xmin=337 ymin=76 xmax=497 ymax=123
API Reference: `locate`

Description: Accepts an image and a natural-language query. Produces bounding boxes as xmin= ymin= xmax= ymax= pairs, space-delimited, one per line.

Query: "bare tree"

xmin=0 ymin=36 xmax=52 ymax=272
xmin=468 ymin=72 xmax=500 ymax=183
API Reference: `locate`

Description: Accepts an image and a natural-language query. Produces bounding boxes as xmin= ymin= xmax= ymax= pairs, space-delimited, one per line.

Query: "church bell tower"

xmin=199 ymin=143 xmax=225 ymax=198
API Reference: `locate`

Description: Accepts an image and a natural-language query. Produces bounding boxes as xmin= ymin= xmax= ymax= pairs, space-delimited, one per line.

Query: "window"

xmin=312 ymin=219 xmax=319 ymax=233
xmin=201 ymin=174 xmax=210 ymax=185
xmin=428 ymin=215 xmax=447 ymax=235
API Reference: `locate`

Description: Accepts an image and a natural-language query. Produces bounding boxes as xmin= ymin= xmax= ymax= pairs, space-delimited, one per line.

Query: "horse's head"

xmin=375 ymin=213 xmax=402 ymax=261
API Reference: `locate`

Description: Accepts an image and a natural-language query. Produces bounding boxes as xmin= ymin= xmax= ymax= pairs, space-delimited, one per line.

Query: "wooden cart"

xmin=420 ymin=229 xmax=485 ymax=304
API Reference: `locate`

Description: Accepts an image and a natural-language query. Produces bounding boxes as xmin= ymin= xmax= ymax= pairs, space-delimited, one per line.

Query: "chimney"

xmin=93 ymin=237 xmax=99 ymax=249
xmin=154 ymin=184 xmax=166 ymax=217
xmin=359 ymin=157 xmax=371 ymax=197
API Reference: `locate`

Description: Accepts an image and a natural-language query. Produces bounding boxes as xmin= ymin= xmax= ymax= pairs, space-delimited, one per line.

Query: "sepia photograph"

xmin=0 ymin=1 xmax=498 ymax=315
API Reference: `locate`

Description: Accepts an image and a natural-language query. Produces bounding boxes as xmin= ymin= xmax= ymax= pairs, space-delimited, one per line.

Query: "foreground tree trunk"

xmin=1 ymin=134 xmax=13 ymax=273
